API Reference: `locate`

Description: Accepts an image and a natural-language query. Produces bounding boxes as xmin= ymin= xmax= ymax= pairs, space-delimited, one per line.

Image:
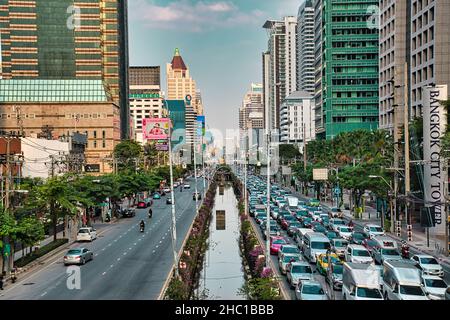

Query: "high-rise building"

xmin=166 ymin=48 xmax=202 ymax=115
xmin=296 ymin=0 xmax=315 ymax=94
xmin=129 ymin=66 xmax=163 ymax=144
xmin=239 ymin=83 xmax=264 ymax=130
xmin=262 ymin=52 xmax=271 ymax=130
xmin=314 ymin=0 xmax=379 ymax=140
xmin=280 ymin=91 xmax=315 ymax=152
xmin=263 ymin=16 xmax=297 ymax=131
xmin=0 ymin=0 xmax=130 ymax=139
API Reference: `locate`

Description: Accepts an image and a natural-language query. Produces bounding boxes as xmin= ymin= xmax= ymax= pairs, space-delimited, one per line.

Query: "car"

xmin=286 ymin=261 xmax=314 ymax=288
xmin=337 ymin=226 xmax=353 ymax=240
xmin=163 ymin=187 xmax=171 ymax=193
xmin=153 ymin=193 xmax=161 ymax=199
xmin=363 ymin=224 xmax=385 ymax=239
xmin=328 ymin=206 xmax=343 ymax=218
xmin=350 ymin=231 xmax=367 ymax=245
xmin=263 ymin=225 xmax=281 ymax=240
xmin=421 ymin=275 xmax=448 ymax=300
xmin=137 ymin=201 xmax=148 ymax=209
xmin=121 ymin=208 xmax=136 ymax=218
xmin=446 ymin=287 xmax=450 ymax=300
xmin=287 ymin=221 xmax=302 ymax=237
xmin=277 ymin=211 xmax=290 ymax=223
xmin=277 ymin=244 xmax=301 ymax=260
xmin=372 ymin=246 xmax=402 ymax=265
xmin=301 ymin=217 xmax=313 ymax=228
xmin=166 ymin=197 xmax=173 ymax=205
xmin=183 ymin=184 xmax=191 ymax=189
xmin=295 ymin=280 xmax=328 ymax=300
xmin=76 ymin=227 xmax=97 ymax=242
xmin=331 ymin=238 xmax=349 ymax=258
xmin=281 ymin=215 xmax=296 ymax=230
xmin=270 ymin=236 xmax=287 ymax=255
xmin=308 ymin=198 xmax=320 ymax=207
xmin=362 ymin=238 xmax=379 ymax=255
xmin=63 ymin=247 xmax=93 ymax=266
xmin=255 ymin=212 xmax=267 ymax=224
xmin=193 ymin=192 xmax=202 ymax=200
xmin=345 ymin=244 xmax=374 ymax=264
xmin=310 ymin=211 xmax=323 ymax=222
xmin=278 ymin=253 xmax=302 ymax=274
xmin=325 ymin=231 xmax=340 ymax=241
xmin=271 ymin=207 xmax=280 ymax=219
xmin=410 ymin=254 xmax=445 ymax=277
xmin=329 ymin=218 xmax=346 ymax=232
xmin=316 ymin=253 xmax=341 ymax=275
xmin=326 ymin=261 xmax=344 ymax=290
xmin=312 ymin=224 xmax=327 ymax=234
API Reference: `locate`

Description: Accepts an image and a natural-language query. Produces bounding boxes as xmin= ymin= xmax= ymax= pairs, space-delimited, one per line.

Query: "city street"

xmin=0 ymin=177 xmax=204 ymax=300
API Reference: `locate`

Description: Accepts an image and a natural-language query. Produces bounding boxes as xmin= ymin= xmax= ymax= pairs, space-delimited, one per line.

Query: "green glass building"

xmin=314 ymin=0 xmax=379 ymax=140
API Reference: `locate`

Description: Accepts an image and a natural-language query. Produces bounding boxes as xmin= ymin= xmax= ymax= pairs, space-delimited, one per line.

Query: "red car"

xmin=137 ymin=201 xmax=147 ymax=208
xmin=281 ymin=215 xmax=296 ymax=230
xmin=270 ymin=236 xmax=287 ymax=255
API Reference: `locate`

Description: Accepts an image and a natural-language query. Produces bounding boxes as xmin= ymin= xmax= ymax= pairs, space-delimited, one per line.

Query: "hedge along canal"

xmin=195 ymin=182 xmax=245 ymax=299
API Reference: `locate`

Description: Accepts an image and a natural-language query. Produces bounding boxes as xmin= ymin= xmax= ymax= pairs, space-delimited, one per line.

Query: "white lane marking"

xmin=156 ymin=245 xmax=159 ymax=248
xmin=123 ymin=252 xmax=127 ymax=255
xmin=117 ymin=258 xmax=121 ymax=261
xmin=138 ymin=238 xmax=141 ymax=241
xmin=94 ymin=254 xmax=98 ymax=257
xmin=110 ymin=264 xmax=114 ymax=268
xmin=102 ymin=248 xmax=106 ymax=251
xmin=102 ymin=272 xmax=107 ymax=276
xmin=41 ymin=291 xmax=47 ymax=297
xmin=114 ymin=239 xmax=117 ymax=242
xmin=129 ymin=247 xmax=132 ymax=250
xmin=142 ymin=235 xmax=145 ymax=238
xmin=162 ymin=236 xmax=165 ymax=240
xmin=152 ymin=250 xmax=156 ymax=253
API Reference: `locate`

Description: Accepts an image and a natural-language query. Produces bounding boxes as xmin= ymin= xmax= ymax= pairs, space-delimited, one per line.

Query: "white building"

xmin=296 ymin=0 xmax=315 ymax=94
xmin=279 ymin=91 xmax=315 ymax=153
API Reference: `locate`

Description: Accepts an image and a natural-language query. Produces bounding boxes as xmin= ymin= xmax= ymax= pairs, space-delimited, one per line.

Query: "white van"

xmin=342 ymin=262 xmax=383 ymax=300
xmin=77 ymin=227 xmax=97 ymax=242
xmin=295 ymin=228 xmax=314 ymax=248
xmin=303 ymin=232 xmax=331 ymax=263
xmin=382 ymin=260 xmax=429 ymax=300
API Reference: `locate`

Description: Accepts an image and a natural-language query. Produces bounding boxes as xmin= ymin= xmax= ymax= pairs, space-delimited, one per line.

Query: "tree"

xmin=113 ymin=140 xmax=143 ymax=172
xmin=16 ymin=216 xmax=45 ymax=257
xmin=279 ymin=144 xmax=300 ymax=164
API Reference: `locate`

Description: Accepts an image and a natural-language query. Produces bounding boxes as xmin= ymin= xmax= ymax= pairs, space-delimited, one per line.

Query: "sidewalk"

xmin=289 ymin=186 xmax=450 ymax=268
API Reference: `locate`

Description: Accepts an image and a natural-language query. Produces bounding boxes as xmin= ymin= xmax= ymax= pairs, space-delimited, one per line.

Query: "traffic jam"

xmin=244 ymin=175 xmax=450 ymax=300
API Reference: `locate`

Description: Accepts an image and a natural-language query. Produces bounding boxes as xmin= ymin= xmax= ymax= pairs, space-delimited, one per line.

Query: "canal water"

xmin=197 ymin=184 xmax=245 ymax=300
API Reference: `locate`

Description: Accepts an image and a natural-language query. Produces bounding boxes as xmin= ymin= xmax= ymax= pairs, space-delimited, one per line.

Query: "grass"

xmin=15 ymin=239 xmax=69 ymax=268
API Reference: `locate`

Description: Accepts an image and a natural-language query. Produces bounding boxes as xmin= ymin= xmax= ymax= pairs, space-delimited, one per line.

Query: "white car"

xmin=363 ymin=224 xmax=385 ymax=239
xmin=295 ymin=280 xmax=328 ymax=300
xmin=345 ymin=244 xmax=374 ymax=264
xmin=183 ymin=184 xmax=191 ymax=189
xmin=421 ymin=275 xmax=448 ymax=300
xmin=329 ymin=218 xmax=346 ymax=232
xmin=337 ymin=226 xmax=353 ymax=240
xmin=76 ymin=227 xmax=97 ymax=242
xmin=163 ymin=187 xmax=171 ymax=193
xmin=411 ymin=254 xmax=445 ymax=277
xmin=311 ymin=211 xmax=322 ymax=221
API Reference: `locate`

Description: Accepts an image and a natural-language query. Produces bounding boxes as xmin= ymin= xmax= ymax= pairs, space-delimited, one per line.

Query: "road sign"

xmin=3 ymin=244 xmax=10 ymax=256
xmin=334 ymin=187 xmax=341 ymax=195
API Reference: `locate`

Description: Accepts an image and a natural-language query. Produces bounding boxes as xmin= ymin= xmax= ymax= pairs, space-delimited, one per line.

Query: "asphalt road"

xmin=0 ymin=177 xmax=205 ymax=300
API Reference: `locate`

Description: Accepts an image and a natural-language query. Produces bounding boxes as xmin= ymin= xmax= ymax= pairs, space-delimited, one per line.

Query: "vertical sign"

xmin=216 ymin=210 xmax=225 ymax=230
xmin=423 ymin=85 xmax=448 ymax=237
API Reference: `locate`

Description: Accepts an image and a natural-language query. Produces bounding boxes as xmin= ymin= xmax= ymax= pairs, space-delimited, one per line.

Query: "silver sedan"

xmin=63 ymin=247 xmax=94 ymax=266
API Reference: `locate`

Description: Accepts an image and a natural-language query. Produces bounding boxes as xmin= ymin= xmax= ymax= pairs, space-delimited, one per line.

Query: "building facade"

xmin=0 ymin=0 xmax=130 ymax=139
xmin=239 ymin=83 xmax=264 ymax=130
xmin=279 ymin=91 xmax=315 ymax=152
xmin=296 ymin=0 xmax=315 ymax=94
xmin=129 ymin=66 xmax=163 ymax=144
xmin=314 ymin=0 xmax=379 ymax=140
xmin=263 ymin=17 xmax=297 ymax=131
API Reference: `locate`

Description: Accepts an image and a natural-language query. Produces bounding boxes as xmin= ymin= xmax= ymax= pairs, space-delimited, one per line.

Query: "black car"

xmin=121 ymin=208 xmax=136 ymax=218
xmin=193 ymin=192 xmax=202 ymax=200
xmin=166 ymin=198 xmax=173 ymax=204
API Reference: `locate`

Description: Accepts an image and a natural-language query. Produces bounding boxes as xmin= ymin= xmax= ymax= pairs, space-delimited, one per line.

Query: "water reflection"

xmin=198 ymin=184 xmax=245 ymax=300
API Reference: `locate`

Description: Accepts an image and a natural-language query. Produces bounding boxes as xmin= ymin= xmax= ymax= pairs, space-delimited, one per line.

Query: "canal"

xmin=197 ymin=183 xmax=245 ymax=299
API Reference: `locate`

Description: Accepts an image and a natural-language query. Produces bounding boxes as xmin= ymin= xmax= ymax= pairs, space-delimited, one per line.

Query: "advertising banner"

xmin=423 ymin=85 xmax=448 ymax=237
xmin=143 ymin=118 xmax=170 ymax=140
xmin=313 ymin=168 xmax=328 ymax=181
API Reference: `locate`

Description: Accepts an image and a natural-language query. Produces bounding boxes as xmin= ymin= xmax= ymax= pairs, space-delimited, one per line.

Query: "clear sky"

xmin=128 ymin=0 xmax=303 ymax=135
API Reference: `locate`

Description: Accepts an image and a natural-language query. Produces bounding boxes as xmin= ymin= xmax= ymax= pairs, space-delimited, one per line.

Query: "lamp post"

xmin=163 ymin=100 xmax=179 ymax=278
xmin=369 ymin=175 xmax=393 ymax=232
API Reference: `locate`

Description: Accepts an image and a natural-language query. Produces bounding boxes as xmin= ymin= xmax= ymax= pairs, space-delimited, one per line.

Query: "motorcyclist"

xmin=148 ymin=208 xmax=153 ymax=218
xmin=401 ymin=240 xmax=409 ymax=258
xmin=348 ymin=219 xmax=354 ymax=228
xmin=140 ymin=220 xmax=145 ymax=231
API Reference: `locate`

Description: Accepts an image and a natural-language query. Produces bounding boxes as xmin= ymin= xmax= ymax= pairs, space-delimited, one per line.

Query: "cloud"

xmin=130 ymin=0 xmax=264 ymax=32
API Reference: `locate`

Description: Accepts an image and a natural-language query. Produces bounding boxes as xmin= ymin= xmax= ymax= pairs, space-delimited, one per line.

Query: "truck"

xmin=382 ymin=260 xmax=429 ymax=300
xmin=342 ymin=262 xmax=383 ymax=300
xmin=286 ymin=196 xmax=299 ymax=211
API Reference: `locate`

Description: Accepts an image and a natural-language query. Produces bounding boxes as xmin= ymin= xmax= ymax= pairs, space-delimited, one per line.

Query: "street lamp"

xmin=369 ymin=175 xmax=394 ymax=232
xmin=163 ymin=100 xmax=179 ymax=278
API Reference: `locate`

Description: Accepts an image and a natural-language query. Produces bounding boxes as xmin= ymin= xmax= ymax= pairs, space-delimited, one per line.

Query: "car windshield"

xmin=370 ymin=226 xmax=383 ymax=232
xmin=302 ymin=284 xmax=324 ymax=295
xmin=283 ymin=247 xmax=300 ymax=254
xmin=311 ymin=242 xmax=330 ymax=249
xmin=334 ymin=220 xmax=345 ymax=225
xmin=339 ymin=227 xmax=351 ymax=232
xmin=283 ymin=255 xmax=300 ymax=263
xmin=353 ymin=233 xmax=365 ymax=239
xmin=420 ymin=257 xmax=439 ymax=265
xmin=354 ymin=249 xmax=370 ymax=257
xmin=366 ymin=240 xmax=378 ymax=247
xmin=292 ymin=265 xmax=312 ymax=274
xmin=290 ymin=222 xmax=301 ymax=228
xmin=357 ymin=287 xmax=382 ymax=299
xmin=68 ymin=249 xmax=81 ymax=254
xmin=334 ymin=240 xmax=348 ymax=247
xmin=332 ymin=264 xmax=343 ymax=274
xmin=270 ymin=226 xmax=279 ymax=232
xmin=78 ymin=229 xmax=88 ymax=233
xmin=400 ymin=285 xmax=425 ymax=296
xmin=284 ymin=216 xmax=295 ymax=221
xmin=327 ymin=232 xmax=338 ymax=238
xmin=273 ymin=239 xmax=286 ymax=245
xmin=382 ymin=249 xmax=400 ymax=256
xmin=424 ymin=279 xmax=447 ymax=288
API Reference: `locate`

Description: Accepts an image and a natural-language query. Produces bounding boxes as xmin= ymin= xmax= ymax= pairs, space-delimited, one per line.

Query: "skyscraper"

xmin=0 ymin=0 xmax=130 ymax=138
xmin=239 ymin=83 xmax=264 ymax=131
xmin=296 ymin=0 xmax=315 ymax=94
xmin=263 ymin=16 xmax=297 ymax=132
xmin=314 ymin=0 xmax=379 ymax=140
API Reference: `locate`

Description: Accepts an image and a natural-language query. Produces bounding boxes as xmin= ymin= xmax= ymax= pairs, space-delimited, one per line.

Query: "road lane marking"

xmin=102 ymin=272 xmax=106 ymax=276
xmin=117 ymin=258 xmax=121 ymax=261
xmin=152 ymin=250 xmax=156 ymax=253
xmin=110 ymin=265 xmax=114 ymax=268
xmin=156 ymin=245 xmax=159 ymax=248
xmin=123 ymin=252 xmax=127 ymax=255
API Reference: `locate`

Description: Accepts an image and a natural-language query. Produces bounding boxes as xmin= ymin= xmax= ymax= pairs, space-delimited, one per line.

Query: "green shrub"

xmin=15 ymin=238 xmax=68 ymax=268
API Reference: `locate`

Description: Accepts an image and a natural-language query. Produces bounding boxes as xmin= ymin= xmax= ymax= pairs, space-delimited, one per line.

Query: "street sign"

xmin=85 ymin=164 xmax=100 ymax=173
xmin=313 ymin=168 xmax=328 ymax=181
xmin=4 ymin=244 xmax=10 ymax=256
xmin=334 ymin=187 xmax=341 ymax=195
xmin=216 ymin=210 xmax=225 ymax=230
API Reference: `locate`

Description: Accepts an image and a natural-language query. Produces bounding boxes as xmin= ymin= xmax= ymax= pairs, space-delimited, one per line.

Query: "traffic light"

xmin=396 ymin=221 xmax=401 ymax=237
xmin=407 ymin=224 xmax=413 ymax=242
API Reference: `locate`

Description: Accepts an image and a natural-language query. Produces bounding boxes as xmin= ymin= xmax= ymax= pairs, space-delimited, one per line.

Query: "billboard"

xmin=313 ymin=168 xmax=328 ymax=181
xmin=196 ymin=115 xmax=205 ymax=137
xmin=142 ymin=118 xmax=170 ymax=140
xmin=423 ymin=85 xmax=448 ymax=237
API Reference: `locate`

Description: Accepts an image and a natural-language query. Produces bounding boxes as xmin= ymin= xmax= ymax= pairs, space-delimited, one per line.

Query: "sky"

xmin=128 ymin=0 xmax=303 ymax=135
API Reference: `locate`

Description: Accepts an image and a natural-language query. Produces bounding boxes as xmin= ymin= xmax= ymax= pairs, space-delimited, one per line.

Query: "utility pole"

xmin=404 ymin=62 xmax=412 ymax=242
xmin=391 ymin=76 xmax=400 ymax=235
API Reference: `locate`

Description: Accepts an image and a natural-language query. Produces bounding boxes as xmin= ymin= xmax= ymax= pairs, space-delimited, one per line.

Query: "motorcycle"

xmin=401 ymin=242 xmax=410 ymax=259
xmin=140 ymin=225 xmax=145 ymax=232
xmin=148 ymin=209 xmax=153 ymax=219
